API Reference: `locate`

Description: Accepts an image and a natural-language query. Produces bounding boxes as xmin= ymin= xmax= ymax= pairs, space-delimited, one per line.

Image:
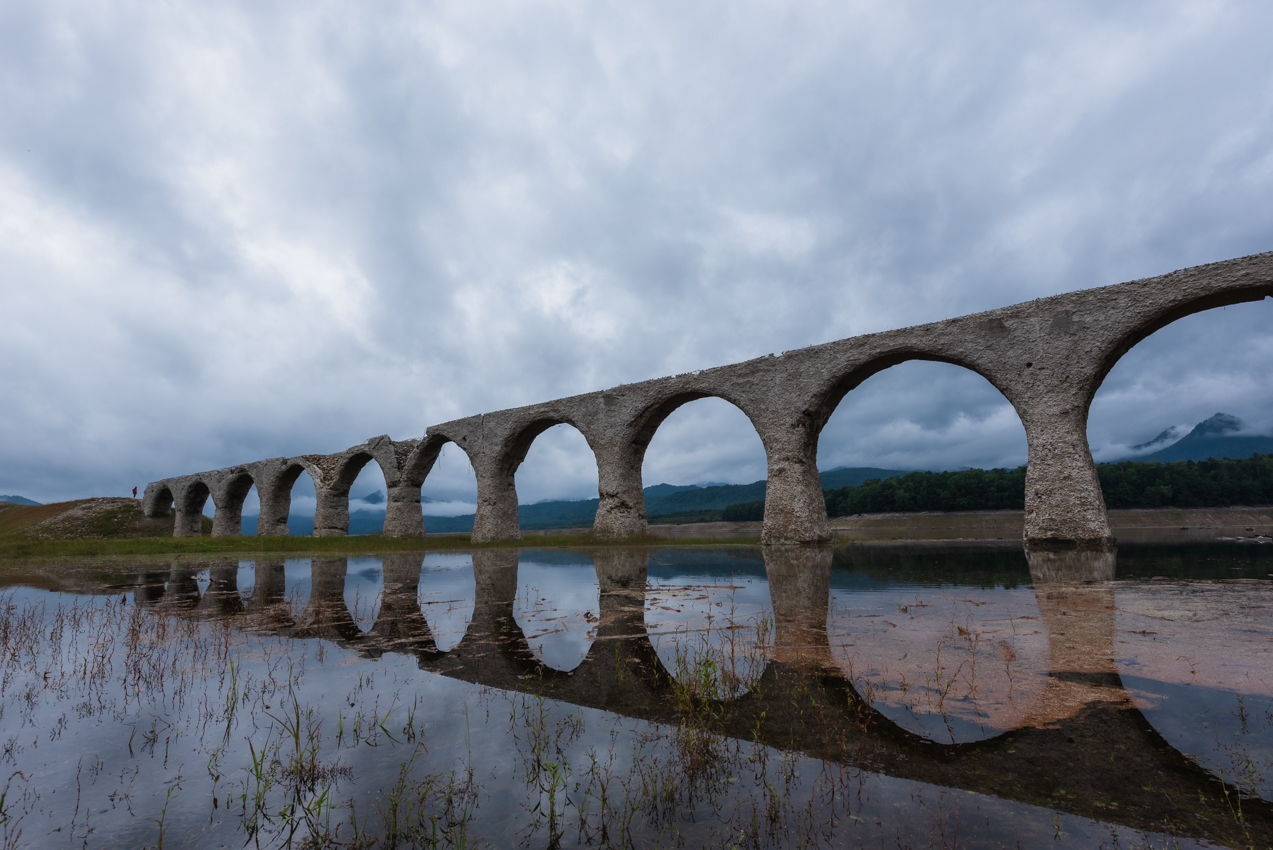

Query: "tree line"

xmin=721 ymin=454 xmax=1273 ymax=520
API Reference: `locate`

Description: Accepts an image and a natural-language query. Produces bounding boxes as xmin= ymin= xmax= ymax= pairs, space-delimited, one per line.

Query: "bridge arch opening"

xmin=1086 ymin=297 xmax=1273 ymax=506
xmin=279 ymin=465 xmax=320 ymax=536
xmin=637 ymin=395 xmax=768 ymax=524
xmin=411 ymin=436 xmax=480 ymax=535
xmin=335 ymin=452 xmax=391 ymax=536
xmin=148 ymin=484 xmax=175 ymax=517
xmin=815 ymin=359 xmax=1028 ymax=520
xmin=237 ymin=483 xmax=262 ymax=535
xmin=510 ymin=421 xmax=599 ymax=532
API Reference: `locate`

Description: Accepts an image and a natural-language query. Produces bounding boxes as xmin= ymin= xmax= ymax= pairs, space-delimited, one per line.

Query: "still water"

xmin=0 ymin=543 xmax=1270 ymax=848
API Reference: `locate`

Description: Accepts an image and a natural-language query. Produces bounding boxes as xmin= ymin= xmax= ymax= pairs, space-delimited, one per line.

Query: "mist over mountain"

xmin=1127 ymin=413 xmax=1273 ymax=463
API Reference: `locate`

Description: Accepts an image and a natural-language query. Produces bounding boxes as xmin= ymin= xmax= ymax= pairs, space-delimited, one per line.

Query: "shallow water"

xmin=0 ymin=542 xmax=1270 ymax=848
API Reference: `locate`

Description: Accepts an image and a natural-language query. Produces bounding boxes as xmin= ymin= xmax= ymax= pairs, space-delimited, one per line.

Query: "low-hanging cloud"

xmin=1 ymin=1 xmax=1272 ymax=505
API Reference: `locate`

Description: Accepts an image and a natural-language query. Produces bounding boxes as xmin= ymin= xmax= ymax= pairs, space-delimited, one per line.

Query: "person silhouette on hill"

xmin=132 ymin=487 xmax=137 ymax=499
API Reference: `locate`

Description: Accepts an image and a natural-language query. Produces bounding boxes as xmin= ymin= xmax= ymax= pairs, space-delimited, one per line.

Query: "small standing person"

xmin=132 ymin=486 xmax=137 ymax=499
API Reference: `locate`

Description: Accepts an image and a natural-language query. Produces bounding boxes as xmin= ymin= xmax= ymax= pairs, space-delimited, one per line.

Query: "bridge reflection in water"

xmin=135 ymin=545 xmax=1273 ymax=845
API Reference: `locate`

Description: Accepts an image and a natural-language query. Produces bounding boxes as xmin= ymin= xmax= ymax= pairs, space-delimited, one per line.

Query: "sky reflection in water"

xmin=0 ymin=544 xmax=1269 ymax=848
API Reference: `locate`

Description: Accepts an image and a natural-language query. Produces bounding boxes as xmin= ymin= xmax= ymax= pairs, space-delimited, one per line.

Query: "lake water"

xmin=0 ymin=542 xmax=1270 ymax=848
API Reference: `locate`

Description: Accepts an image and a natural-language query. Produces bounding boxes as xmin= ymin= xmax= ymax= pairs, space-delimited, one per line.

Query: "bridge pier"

xmin=760 ymin=428 xmax=831 ymax=545
xmin=593 ymin=444 xmax=648 ymax=538
xmin=471 ymin=463 xmax=521 ymax=544
xmin=173 ymin=503 xmax=203 ymax=537
xmin=210 ymin=500 xmax=243 ymax=537
xmin=383 ymin=483 xmax=426 ymax=538
xmin=256 ymin=477 xmax=293 ymax=536
xmin=1022 ymin=406 xmax=1114 ymax=551
xmin=313 ymin=486 xmax=350 ymax=537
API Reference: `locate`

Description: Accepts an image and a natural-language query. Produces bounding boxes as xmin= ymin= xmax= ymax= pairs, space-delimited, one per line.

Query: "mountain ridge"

xmin=1131 ymin=413 xmax=1273 ymax=463
xmin=0 ymin=495 xmax=41 ymax=506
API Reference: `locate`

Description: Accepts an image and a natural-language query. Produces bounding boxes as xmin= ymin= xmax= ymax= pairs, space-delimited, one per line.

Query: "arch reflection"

xmin=109 ymin=545 xmax=1273 ymax=842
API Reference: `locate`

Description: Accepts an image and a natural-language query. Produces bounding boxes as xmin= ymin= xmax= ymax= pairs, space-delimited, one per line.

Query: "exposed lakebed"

xmin=0 ymin=543 xmax=1270 ymax=848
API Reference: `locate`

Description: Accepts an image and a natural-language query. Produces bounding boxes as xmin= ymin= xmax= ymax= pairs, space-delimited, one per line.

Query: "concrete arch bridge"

xmin=143 ymin=252 xmax=1273 ymax=550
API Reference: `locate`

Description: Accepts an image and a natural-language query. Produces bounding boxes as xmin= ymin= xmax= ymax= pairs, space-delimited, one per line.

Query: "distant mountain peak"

xmin=1131 ymin=425 xmax=1188 ymax=452
xmin=1189 ymin=412 xmax=1244 ymax=438
xmin=1126 ymin=412 xmax=1273 ymax=464
xmin=0 ymin=494 xmax=41 ymax=506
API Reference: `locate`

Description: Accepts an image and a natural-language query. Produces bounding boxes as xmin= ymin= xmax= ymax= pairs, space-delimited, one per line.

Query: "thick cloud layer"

xmin=2 ymin=1 xmax=1271 ymax=505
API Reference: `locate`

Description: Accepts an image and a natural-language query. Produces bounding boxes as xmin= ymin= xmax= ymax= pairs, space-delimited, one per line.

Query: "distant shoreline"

xmin=2 ymin=499 xmax=1270 ymax=559
xmin=524 ymin=506 xmax=1273 ymax=543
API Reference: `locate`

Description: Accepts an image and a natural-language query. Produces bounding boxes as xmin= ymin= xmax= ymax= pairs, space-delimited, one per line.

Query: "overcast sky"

xmin=2 ymin=0 xmax=1271 ymax=508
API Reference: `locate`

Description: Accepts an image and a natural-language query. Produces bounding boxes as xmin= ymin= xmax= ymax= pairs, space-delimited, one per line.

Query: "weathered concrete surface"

xmin=145 ymin=251 xmax=1273 ymax=549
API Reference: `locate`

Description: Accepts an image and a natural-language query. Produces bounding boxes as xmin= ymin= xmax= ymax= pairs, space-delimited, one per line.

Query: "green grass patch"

xmin=0 ymin=530 xmax=761 ymax=560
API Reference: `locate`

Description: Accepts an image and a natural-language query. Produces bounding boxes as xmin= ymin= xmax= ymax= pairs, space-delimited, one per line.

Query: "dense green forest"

xmin=722 ymin=454 xmax=1273 ymax=519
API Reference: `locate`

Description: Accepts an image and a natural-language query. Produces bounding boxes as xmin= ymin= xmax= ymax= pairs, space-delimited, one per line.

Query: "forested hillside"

xmin=722 ymin=454 xmax=1273 ymax=520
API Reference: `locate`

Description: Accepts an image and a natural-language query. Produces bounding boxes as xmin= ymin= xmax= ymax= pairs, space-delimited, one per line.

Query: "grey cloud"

xmin=1 ymin=1 xmax=1272 ymax=505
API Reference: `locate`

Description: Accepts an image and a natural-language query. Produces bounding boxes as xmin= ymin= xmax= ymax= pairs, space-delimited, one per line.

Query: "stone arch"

xmin=810 ymin=352 xmax=1028 ymax=509
xmin=210 ymin=471 xmax=256 ymax=537
xmin=322 ymin=450 xmax=392 ymax=536
xmin=257 ymin=461 xmax=322 ymax=537
xmin=599 ymin=389 xmax=770 ymax=537
xmin=142 ymin=482 xmax=175 ymax=518
xmin=403 ymin=432 xmax=482 ymax=488
xmin=509 ymin=418 xmax=602 ymax=519
xmin=1083 ymin=286 xmax=1273 ymax=416
xmin=767 ymin=350 xmax=1026 ymax=544
xmin=328 ymin=450 xmax=391 ymax=496
xmin=463 ymin=415 xmax=605 ymax=543
xmin=497 ymin=415 xmax=604 ymax=483
xmin=629 ymin=389 xmax=770 ymax=461
xmin=1054 ymin=286 xmax=1273 ymax=549
xmin=402 ymin=432 xmax=480 ymax=537
xmin=174 ymin=479 xmax=212 ymax=537
xmin=804 ymin=349 xmax=1024 ymax=440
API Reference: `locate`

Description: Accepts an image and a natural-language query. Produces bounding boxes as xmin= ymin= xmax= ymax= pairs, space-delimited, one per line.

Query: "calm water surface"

xmin=0 ymin=543 xmax=1270 ymax=848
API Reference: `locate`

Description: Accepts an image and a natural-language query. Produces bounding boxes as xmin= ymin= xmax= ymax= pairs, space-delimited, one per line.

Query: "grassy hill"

xmin=0 ymin=498 xmax=206 ymax=540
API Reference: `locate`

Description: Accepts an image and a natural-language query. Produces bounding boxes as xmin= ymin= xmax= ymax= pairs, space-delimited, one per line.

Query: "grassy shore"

xmin=0 ymin=529 xmax=761 ymax=560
